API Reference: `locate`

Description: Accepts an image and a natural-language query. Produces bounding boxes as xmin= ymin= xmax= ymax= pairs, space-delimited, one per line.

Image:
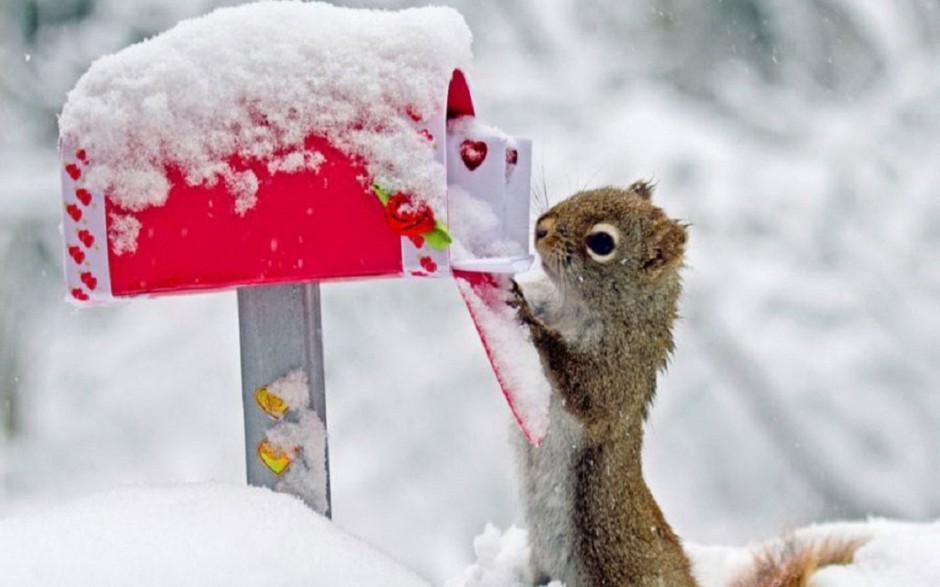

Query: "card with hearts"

xmin=60 ymin=147 xmax=112 ymax=305
xmin=446 ymin=117 xmax=533 ymax=274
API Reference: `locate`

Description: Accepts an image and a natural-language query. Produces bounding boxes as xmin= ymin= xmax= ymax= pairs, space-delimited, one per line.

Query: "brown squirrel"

xmin=510 ymin=183 xmax=864 ymax=587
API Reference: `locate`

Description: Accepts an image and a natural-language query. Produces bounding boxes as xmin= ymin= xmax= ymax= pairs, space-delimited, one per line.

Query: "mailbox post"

xmin=238 ymin=283 xmax=329 ymax=514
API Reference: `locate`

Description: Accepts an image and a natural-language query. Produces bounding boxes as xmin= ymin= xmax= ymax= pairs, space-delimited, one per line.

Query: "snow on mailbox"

xmin=57 ymin=2 xmax=547 ymax=514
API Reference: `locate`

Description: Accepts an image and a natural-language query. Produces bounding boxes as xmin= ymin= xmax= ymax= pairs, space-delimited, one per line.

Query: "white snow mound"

xmin=59 ymin=1 xmax=472 ymax=216
xmin=444 ymin=524 xmax=562 ymax=587
xmin=0 ymin=483 xmax=431 ymax=587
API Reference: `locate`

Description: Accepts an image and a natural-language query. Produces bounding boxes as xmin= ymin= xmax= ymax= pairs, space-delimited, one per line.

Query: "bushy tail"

xmin=730 ymin=536 xmax=868 ymax=587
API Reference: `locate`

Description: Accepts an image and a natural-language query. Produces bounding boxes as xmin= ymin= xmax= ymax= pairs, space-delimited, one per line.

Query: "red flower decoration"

xmin=384 ymin=193 xmax=436 ymax=238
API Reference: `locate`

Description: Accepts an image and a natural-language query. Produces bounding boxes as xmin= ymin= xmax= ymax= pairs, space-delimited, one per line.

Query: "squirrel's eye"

xmin=585 ymin=223 xmax=620 ymax=262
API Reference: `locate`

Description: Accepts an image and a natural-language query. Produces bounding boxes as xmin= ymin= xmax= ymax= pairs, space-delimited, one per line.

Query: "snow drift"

xmin=0 ymin=483 xmax=430 ymax=587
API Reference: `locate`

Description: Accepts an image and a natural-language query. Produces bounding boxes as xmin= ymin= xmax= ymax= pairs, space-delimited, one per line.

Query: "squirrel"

xmin=509 ymin=183 xmax=865 ymax=587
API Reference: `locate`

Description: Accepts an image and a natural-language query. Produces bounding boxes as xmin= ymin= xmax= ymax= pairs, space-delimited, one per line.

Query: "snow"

xmin=264 ymin=368 xmax=311 ymax=411
xmin=0 ymin=483 xmax=430 ymax=587
xmin=3 ymin=482 xmax=939 ymax=587
xmin=691 ymin=519 xmax=940 ymax=587
xmin=809 ymin=521 xmax=940 ymax=587
xmin=107 ymin=212 xmax=141 ymax=255
xmin=266 ymin=150 xmax=326 ymax=176
xmin=448 ymin=186 xmax=526 ymax=262
xmin=448 ymin=116 xmax=516 ymax=149
xmin=58 ymin=1 xmax=472 ymax=224
xmin=452 ymin=521 xmax=940 ymax=587
xmin=444 ymin=524 xmax=561 ymax=587
xmin=260 ymin=369 xmax=328 ymax=513
xmin=268 ymin=410 xmax=328 ymax=514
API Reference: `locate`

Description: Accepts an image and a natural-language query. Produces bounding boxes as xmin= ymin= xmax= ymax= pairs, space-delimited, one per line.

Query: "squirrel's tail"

xmin=730 ymin=536 xmax=867 ymax=587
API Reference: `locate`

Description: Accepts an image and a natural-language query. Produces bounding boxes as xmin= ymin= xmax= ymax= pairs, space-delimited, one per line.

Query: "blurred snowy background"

xmin=2 ymin=0 xmax=940 ymax=583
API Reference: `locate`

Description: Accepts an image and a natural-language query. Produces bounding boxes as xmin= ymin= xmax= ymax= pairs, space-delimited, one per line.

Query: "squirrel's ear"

xmin=642 ymin=217 xmax=687 ymax=275
xmin=629 ymin=180 xmax=655 ymax=201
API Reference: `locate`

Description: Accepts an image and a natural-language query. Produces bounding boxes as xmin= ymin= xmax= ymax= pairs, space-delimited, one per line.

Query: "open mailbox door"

xmin=58 ymin=3 xmax=547 ymax=515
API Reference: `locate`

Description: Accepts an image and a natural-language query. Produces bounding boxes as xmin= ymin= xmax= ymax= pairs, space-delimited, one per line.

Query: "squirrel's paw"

xmin=507 ymin=280 xmax=535 ymax=320
xmin=508 ymin=279 xmax=553 ymax=335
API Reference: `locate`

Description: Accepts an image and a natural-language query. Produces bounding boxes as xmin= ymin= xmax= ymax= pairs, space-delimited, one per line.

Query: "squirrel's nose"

xmin=535 ymin=217 xmax=555 ymax=242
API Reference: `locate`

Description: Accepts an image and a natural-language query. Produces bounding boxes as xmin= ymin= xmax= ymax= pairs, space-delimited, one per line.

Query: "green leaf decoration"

xmin=424 ymin=221 xmax=452 ymax=251
xmin=372 ymin=184 xmax=391 ymax=206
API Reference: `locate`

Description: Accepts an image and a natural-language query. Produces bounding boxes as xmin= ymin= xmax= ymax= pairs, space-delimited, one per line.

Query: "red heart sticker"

xmin=71 ymin=288 xmax=89 ymax=301
xmin=65 ymin=163 xmax=81 ymax=181
xmin=66 ymin=204 xmax=82 ymax=222
xmin=68 ymin=245 xmax=86 ymax=264
xmin=80 ymin=271 xmax=98 ymax=290
xmin=76 ymin=149 xmax=88 ymax=163
xmin=77 ymin=229 xmax=95 ymax=248
xmin=460 ymin=140 xmax=488 ymax=171
xmin=419 ymin=256 xmax=438 ymax=273
xmin=76 ymin=188 xmax=92 ymax=206
xmin=506 ymin=148 xmax=519 ymax=181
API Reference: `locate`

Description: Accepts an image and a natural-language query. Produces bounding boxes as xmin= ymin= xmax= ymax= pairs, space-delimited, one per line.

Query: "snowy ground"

xmin=3 ymin=0 xmax=940 ymax=584
xmin=0 ymin=483 xmax=432 ymax=587
xmin=3 ymin=483 xmax=938 ymax=586
xmin=449 ymin=521 xmax=940 ymax=587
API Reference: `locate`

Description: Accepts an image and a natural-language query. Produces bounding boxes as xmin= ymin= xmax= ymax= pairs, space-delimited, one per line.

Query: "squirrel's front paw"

xmin=507 ymin=280 xmax=536 ymax=321
xmin=508 ymin=279 xmax=553 ymax=336
xmin=508 ymin=280 xmax=566 ymax=357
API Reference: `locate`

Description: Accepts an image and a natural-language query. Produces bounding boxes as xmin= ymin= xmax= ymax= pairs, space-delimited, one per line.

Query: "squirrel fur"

xmin=510 ymin=183 xmax=864 ymax=587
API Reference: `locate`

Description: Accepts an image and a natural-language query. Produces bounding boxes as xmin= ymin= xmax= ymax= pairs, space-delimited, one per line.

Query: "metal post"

xmin=237 ymin=282 xmax=330 ymax=517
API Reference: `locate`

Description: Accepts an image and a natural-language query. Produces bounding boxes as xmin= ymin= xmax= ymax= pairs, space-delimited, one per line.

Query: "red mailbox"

xmin=58 ymin=3 xmax=548 ymax=514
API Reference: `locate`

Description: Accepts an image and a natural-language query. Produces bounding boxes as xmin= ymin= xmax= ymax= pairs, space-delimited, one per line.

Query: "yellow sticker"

xmin=257 ymin=439 xmax=293 ymax=476
xmin=255 ymin=385 xmax=289 ymax=420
